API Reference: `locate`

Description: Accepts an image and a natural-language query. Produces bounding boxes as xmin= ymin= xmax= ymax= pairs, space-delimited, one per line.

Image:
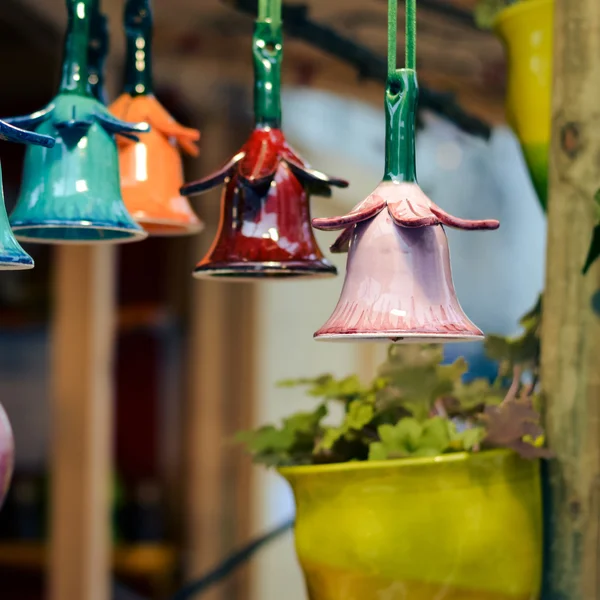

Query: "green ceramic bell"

xmin=0 ymin=121 xmax=55 ymax=269
xmin=5 ymin=0 xmax=149 ymax=244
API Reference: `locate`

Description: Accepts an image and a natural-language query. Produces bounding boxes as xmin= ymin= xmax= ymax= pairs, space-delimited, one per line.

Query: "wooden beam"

xmin=49 ymin=246 xmax=116 ymax=600
xmin=541 ymin=1 xmax=600 ymax=598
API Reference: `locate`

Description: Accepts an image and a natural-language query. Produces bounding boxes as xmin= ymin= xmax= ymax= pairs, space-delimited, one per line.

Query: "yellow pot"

xmin=494 ymin=0 xmax=553 ymax=209
xmin=280 ymin=450 xmax=542 ymax=600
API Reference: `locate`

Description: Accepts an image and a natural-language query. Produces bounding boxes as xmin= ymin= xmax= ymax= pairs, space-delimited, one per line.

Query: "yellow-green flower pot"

xmin=280 ymin=450 xmax=542 ymax=600
xmin=494 ymin=0 xmax=553 ymax=209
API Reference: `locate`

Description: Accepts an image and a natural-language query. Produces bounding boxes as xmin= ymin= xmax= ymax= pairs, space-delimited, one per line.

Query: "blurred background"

xmin=0 ymin=0 xmax=545 ymax=599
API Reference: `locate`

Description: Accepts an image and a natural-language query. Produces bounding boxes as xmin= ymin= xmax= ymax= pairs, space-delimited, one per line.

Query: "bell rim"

xmin=0 ymin=258 xmax=34 ymax=271
xmin=313 ymin=331 xmax=484 ymax=343
xmin=193 ymin=259 xmax=338 ymax=281
xmin=135 ymin=215 xmax=205 ymax=237
xmin=11 ymin=222 xmax=149 ymax=245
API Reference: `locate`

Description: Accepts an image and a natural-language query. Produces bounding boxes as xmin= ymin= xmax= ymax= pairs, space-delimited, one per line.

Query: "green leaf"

xmin=237 ymin=404 xmax=328 ymax=468
xmin=454 ymin=426 xmax=486 ymax=451
xmin=368 ymin=417 xmax=452 ymax=460
xmin=317 ymin=400 xmax=375 ymax=452
xmin=583 ymin=224 xmax=600 ymax=275
xmin=484 ymin=297 xmax=541 ymax=368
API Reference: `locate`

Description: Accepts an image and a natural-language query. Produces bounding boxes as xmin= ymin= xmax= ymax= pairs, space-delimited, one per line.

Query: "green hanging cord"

xmin=383 ymin=0 xmax=419 ymax=183
xmin=405 ymin=0 xmax=417 ymax=71
xmin=253 ymin=0 xmax=283 ymax=128
xmin=123 ymin=0 xmax=154 ymax=96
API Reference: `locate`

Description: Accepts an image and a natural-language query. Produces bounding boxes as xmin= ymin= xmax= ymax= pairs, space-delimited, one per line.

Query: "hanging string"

xmin=405 ymin=0 xmax=416 ymax=70
xmin=387 ymin=0 xmax=397 ymax=77
xmin=388 ymin=0 xmax=417 ymax=77
xmin=258 ymin=0 xmax=282 ymax=25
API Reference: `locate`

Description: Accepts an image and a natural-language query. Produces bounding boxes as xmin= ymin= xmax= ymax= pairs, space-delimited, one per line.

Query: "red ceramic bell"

xmin=313 ymin=181 xmax=499 ymax=342
xmin=182 ymin=127 xmax=346 ymax=279
xmin=180 ymin=2 xmax=347 ymax=279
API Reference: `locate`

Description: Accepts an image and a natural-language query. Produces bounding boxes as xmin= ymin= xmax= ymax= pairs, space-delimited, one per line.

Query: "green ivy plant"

xmin=239 ymin=298 xmax=551 ymax=468
xmin=474 ymin=0 xmax=518 ymax=29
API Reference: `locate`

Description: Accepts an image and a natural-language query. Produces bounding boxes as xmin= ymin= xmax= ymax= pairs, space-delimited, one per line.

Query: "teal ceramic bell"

xmin=0 ymin=120 xmax=55 ymax=269
xmin=5 ymin=0 xmax=149 ymax=244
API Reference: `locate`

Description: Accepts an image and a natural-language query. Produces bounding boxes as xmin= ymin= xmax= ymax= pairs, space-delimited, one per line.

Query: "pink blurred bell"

xmin=312 ymin=181 xmax=500 ymax=343
xmin=0 ymin=404 xmax=14 ymax=508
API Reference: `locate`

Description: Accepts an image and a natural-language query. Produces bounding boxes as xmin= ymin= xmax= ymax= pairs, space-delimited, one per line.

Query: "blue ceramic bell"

xmin=4 ymin=0 xmax=149 ymax=244
xmin=0 ymin=121 xmax=54 ymax=269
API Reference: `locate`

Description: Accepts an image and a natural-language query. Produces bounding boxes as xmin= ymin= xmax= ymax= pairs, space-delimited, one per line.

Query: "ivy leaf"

xmin=317 ymin=400 xmax=375 ymax=451
xmin=377 ymin=345 xmax=468 ymax=419
xmin=479 ymin=395 xmax=552 ymax=459
xmin=450 ymin=378 xmax=504 ymax=414
xmin=452 ymin=425 xmax=486 ymax=451
xmin=474 ymin=0 xmax=509 ymax=29
xmin=368 ymin=417 xmax=452 ymax=460
xmin=237 ymin=404 xmax=328 ymax=467
xmin=485 ymin=296 xmax=541 ymax=368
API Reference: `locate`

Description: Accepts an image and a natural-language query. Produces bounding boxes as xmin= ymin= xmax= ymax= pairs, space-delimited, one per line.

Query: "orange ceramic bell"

xmin=109 ymin=0 xmax=203 ymax=236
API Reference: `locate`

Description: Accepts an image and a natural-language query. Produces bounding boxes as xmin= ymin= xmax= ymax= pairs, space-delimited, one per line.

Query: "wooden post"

xmin=49 ymin=246 xmax=116 ymax=600
xmin=183 ymin=96 xmax=256 ymax=600
xmin=541 ymin=1 xmax=600 ymax=598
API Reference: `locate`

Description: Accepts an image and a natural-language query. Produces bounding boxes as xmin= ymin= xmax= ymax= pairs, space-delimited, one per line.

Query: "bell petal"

xmin=1 ymin=105 xmax=55 ymax=132
xmin=95 ymin=109 xmax=150 ymax=142
xmin=283 ymin=156 xmax=349 ymax=190
xmin=387 ymin=197 xmax=440 ymax=227
xmin=180 ymin=151 xmax=245 ymax=197
xmin=142 ymin=97 xmax=200 ymax=157
xmin=429 ymin=204 xmax=500 ymax=230
xmin=238 ymin=136 xmax=281 ymax=182
xmin=312 ymin=193 xmax=386 ymax=231
xmin=330 ymin=227 xmax=353 ymax=253
xmin=0 ymin=119 xmax=55 ymax=148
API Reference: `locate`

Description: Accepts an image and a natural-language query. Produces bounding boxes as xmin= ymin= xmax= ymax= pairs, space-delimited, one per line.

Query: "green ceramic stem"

xmin=253 ymin=0 xmax=283 ymax=128
xmin=60 ymin=0 xmax=94 ymax=96
xmin=384 ymin=0 xmax=418 ymax=181
xmin=383 ymin=69 xmax=418 ymax=182
xmin=88 ymin=0 xmax=109 ymax=103
xmin=123 ymin=0 xmax=154 ymax=96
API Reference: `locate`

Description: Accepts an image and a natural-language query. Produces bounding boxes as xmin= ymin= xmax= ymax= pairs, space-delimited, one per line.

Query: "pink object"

xmin=0 ymin=404 xmax=14 ymax=508
xmin=312 ymin=181 xmax=500 ymax=342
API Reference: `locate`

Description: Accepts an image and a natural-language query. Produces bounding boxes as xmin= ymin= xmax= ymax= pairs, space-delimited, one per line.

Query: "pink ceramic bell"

xmin=0 ymin=404 xmax=14 ymax=508
xmin=313 ymin=181 xmax=499 ymax=342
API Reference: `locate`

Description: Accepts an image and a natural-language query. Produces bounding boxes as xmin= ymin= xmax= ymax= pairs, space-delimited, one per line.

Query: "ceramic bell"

xmin=181 ymin=10 xmax=347 ymax=278
xmin=110 ymin=0 xmax=203 ymax=236
xmin=313 ymin=70 xmax=499 ymax=342
xmin=0 ymin=403 xmax=14 ymax=509
xmin=0 ymin=120 xmax=55 ymax=269
xmin=5 ymin=0 xmax=149 ymax=244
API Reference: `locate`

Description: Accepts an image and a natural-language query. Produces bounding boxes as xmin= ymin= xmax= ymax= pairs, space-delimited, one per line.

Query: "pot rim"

xmin=278 ymin=448 xmax=522 ymax=478
xmin=493 ymin=0 xmax=552 ymax=31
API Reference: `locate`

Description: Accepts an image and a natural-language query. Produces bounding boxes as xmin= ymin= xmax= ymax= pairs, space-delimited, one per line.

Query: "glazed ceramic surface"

xmin=313 ymin=181 xmax=498 ymax=342
xmin=280 ymin=450 xmax=542 ymax=600
xmin=0 ymin=404 xmax=14 ymax=509
xmin=9 ymin=95 xmax=148 ymax=244
xmin=494 ymin=0 xmax=552 ymax=208
xmin=111 ymin=94 xmax=203 ymax=236
xmin=5 ymin=0 xmax=148 ymax=244
xmin=0 ymin=120 xmax=55 ymax=269
xmin=181 ymin=127 xmax=347 ymax=279
xmin=313 ymin=69 xmax=498 ymax=342
xmin=180 ymin=10 xmax=348 ymax=279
